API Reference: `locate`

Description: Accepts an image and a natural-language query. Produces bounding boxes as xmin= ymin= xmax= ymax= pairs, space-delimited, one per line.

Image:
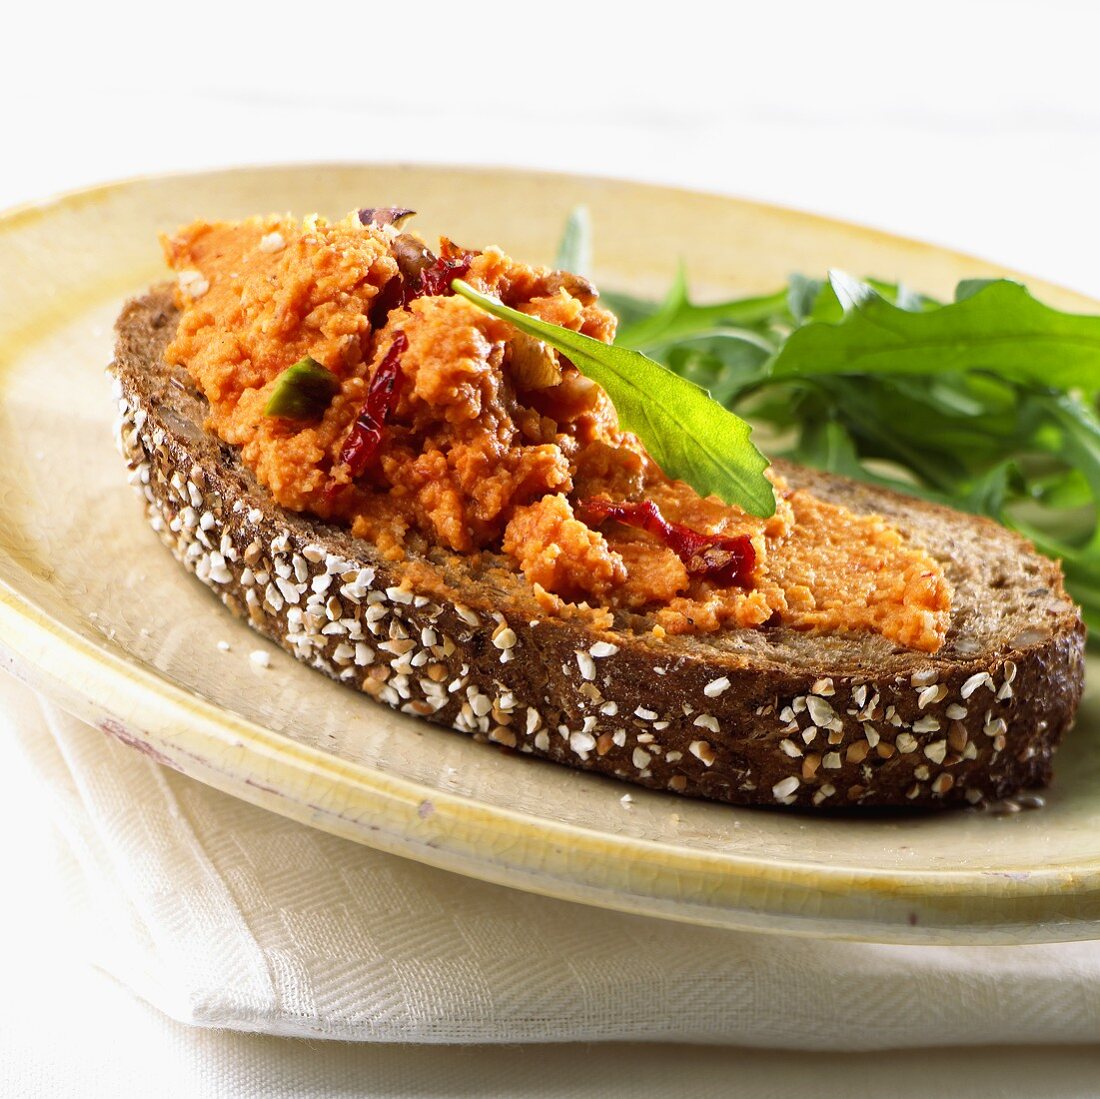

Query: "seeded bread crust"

xmin=109 ymin=287 xmax=1086 ymax=810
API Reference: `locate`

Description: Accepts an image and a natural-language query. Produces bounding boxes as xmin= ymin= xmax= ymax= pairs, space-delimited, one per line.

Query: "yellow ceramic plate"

xmin=2 ymin=164 xmax=1098 ymax=945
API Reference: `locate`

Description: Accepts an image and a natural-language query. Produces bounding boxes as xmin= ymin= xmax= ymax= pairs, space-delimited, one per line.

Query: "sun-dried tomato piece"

xmin=578 ymin=497 xmax=755 ymax=588
xmin=398 ymin=239 xmax=475 ymax=305
xmin=403 ymin=250 xmax=475 ymax=305
xmin=339 ymin=332 xmax=409 ymax=479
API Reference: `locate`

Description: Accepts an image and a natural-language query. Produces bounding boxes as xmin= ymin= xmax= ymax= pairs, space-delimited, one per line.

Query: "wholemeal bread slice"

xmin=109 ymin=286 xmax=1086 ymax=810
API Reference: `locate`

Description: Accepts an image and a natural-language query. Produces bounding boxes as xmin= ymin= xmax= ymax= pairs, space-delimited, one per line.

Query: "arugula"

xmin=575 ymin=208 xmax=1100 ymax=631
xmin=554 ymin=206 xmax=592 ymax=276
xmin=451 ymin=279 xmax=776 ymax=517
xmin=771 ymin=277 xmax=1100 ymax=391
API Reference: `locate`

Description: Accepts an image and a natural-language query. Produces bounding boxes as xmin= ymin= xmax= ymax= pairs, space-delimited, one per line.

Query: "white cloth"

xmin=3 ymin=673 xmax=1100 ymax=1049
xmin=7 ymin=961 xmax=1100 ymax=1099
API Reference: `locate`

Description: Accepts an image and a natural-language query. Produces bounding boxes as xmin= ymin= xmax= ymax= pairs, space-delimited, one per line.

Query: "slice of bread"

xmin=109 ymin=287 xmax=1086 ymax=810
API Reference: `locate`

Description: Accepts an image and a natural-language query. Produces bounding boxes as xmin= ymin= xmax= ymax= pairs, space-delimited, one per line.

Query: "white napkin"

xmin=4 ymin=672 xmax=1100 ymax=1048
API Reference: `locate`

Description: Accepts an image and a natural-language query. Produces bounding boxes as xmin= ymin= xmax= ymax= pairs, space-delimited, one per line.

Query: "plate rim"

xmin=3 ymin=162 xmax=1099 ymax=944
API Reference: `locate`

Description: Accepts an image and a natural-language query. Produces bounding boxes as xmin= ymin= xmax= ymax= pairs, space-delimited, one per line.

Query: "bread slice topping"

xmin=162 ymin=212 xmax=952 ymax=652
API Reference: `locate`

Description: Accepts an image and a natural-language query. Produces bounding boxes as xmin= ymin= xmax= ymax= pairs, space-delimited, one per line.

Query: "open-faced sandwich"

xmin=108 ymin=208 xmax=1085 ymax=809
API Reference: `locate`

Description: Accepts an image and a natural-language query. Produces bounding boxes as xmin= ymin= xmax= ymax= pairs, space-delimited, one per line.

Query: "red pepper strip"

xmin=402 ymin=252 xmax=474 ymax=306
xmin=578 ymin=497 xmax=756 ymax=588
xmin=339 ymin=332 xmax=409 ymax=479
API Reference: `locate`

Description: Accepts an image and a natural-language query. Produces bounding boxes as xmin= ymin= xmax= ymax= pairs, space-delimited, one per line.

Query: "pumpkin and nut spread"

xmin=162 ymin=211 xmax=952 ymax=653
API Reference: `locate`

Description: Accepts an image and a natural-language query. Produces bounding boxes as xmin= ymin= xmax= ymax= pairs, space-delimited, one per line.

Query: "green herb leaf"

xmin=264 ymin=356 xmax=340 ymax=420
xmin=451 ymin=279 xmax=776 ymax=517
xmin=554 ymin=206 xmax=592 ymax=277
xmin=955 ymin=278 xmax=1003 ymax=303
xmin=616 ymin=265 xmax=789 ymax=351
xmin=787 ymin=274 xmax=824 ymax=324
xmin=770 ymin=276 xmax=1100 ymax=392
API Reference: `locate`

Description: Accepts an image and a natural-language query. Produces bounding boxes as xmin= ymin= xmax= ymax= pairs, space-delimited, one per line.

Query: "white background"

xmin=5 ymin=0 xmax=1100 ymax=1093
xmin=6 ymin=0 xmax=1100 ymax=296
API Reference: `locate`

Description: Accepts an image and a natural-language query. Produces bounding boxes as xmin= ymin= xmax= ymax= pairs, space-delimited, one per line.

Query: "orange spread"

xmin=162 ymin=213 xmax=951 ymax=652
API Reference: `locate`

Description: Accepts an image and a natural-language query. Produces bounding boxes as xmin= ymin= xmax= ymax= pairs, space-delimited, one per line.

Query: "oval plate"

xmin=2 ymin=164 xmax=1099 ymax=944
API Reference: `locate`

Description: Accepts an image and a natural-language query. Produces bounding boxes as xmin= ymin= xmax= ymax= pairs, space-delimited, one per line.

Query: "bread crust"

xmin=108 ymin=289 xmax=1087 ymax=810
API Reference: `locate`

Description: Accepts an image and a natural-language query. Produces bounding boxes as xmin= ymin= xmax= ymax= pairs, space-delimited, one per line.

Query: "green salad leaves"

xmin=452 ymin=279 xmax=775 ymax=517
xmin=772 ymin=277 xmax=1100 ymax=390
